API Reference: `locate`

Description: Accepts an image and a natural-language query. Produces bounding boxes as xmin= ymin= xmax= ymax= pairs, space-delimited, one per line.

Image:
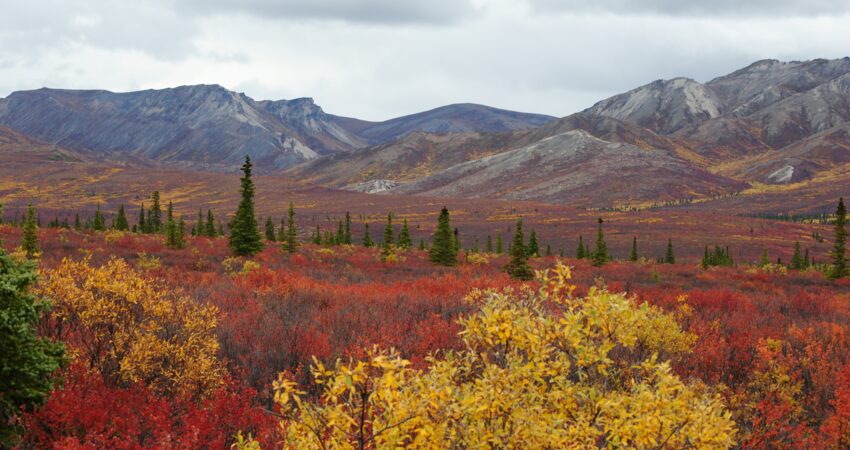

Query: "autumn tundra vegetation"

xmin=2 ymin=156 xmax=850 ymax=449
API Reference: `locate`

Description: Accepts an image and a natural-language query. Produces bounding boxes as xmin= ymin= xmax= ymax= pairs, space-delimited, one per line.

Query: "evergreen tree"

xmin=265 ymin=216 xmax=277 ymax=241
xmin=831 ymin=197 xmax=847 ymax=279
xmin=75 ymin=212 xmax=82 ymax=231
xmin=205 ymin=210 xmax=216 ymax=237
xmin=759 ymin=249 xmax=771 ymax=267
xmin=804 ymin=248 xmax=811 ymax=269
xmin=486 ymin=235 xmax=493 ymax=253
xmin=21 ymin=202 xmax=39 ymax=258
xmin=429 ymin=207 xmax=458 ymax=266
xmin=496 ymin=233 xmax=503 ymax=254
xmin=335 ymin=220 xmax=344 ymax=245
xmin=344 ymin=211 xmax=352 ymax=245
xmin=92 ymin=204 xmax=106 ymax=231
xmin=592 ymin=219 xmax=608 ymax=267
xmin=177 ymin=216 xmax=186 ymax=247
xmin=0 ymin=202 xmax=3 ymax=224
xmin=137 ymin=204 xmax=145 ymax=233
xmin=791 ymin=241 xmax=803 ymax=270
xmin=453 ymin=228 xmax=461 ymax=253
xmin=313 ymin=225 xmax=322 ymax=245
xmin=285 ymin=203 xmax=299 ymax=253
xmin=630 ymin=237 xmax=638 ymax=262
xmin=545 ymin=244 xmax=552 ymax=257
xmin=419 ymin=238 xmax=426 ymax=251
xmin=576 ymin=236 xmax=586 ymax=259
xmin=381 ymin=212 xmax=395 ymax=259
xmin=363 ymin=223 xmax=374 ymax=247
xmin=165 ymin=215 xmax=178 ymax=249
xmin=149 ymin=191 xmax=162 ymax=233
xmin=505 ymin=219 xmax=533 ymax=280
xmin=397 ymin=219 xmax=413 ymax=250
xmin=196 ymin=209 xmax=204 ymax=237
xmin=664 ymin=238 xmax=675 ymax=264
xmin=527 ymin=228 xmax=540 ymax=257
xmin=0 ymin=248 xmax=66 ymax=446
xmin=228 ymin=156 xmax=264 ymax=256
xmin=114 ymin=205 xmax=129 ymax=231
xmin=277 ymin=218 xmax=287 ymax=242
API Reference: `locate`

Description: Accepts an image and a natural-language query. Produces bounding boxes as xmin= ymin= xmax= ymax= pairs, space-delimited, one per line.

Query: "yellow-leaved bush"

xmin=271 ymin=262 xmax=736 ymax=449
xmin=37 ymin=257 xmax=223 ymax=399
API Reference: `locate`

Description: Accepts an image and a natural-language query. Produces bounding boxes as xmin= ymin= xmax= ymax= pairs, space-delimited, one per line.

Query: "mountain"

xmin=356 ymin=103 xmax=555 ymax=144
xmin=0 ymin=86 xmax=554 ymax=172
xmin=389 ymin=130 xmax=746 ymax=206
xmin=295 ymin=57 xmax=850 ymax=209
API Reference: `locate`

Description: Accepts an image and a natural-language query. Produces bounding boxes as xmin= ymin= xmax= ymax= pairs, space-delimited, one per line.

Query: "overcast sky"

xmin=1 ymin=0 xmax=849 ymax=120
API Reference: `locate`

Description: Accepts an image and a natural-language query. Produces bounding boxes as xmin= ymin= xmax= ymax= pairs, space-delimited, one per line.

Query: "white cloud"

xmin=1 ymin=0 xmax=849 ymax=120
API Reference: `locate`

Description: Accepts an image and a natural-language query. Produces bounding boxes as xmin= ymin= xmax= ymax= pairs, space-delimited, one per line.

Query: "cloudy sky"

xmin=1 ymin=0 xmax=849 ymax=120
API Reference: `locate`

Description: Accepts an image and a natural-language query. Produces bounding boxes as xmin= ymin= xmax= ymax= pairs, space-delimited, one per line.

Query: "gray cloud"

xmin=527 ymin=0 xmax=850 ymax=17
xmin=176 ymin=0 xmax=477 ymax=24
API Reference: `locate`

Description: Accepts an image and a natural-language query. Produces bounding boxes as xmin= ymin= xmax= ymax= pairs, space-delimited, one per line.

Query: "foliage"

xmin=428 ymin=207 xmax=457 ymax=266
xmin=832 ymin=197 xmax=847 ymax=279
xmin=593 ymin=218 xmax=608 ymax=266
xmin=114 ymin=204 xmax=129 ymax=231
xmin=21 ymin=201 xmax=39 ymax=258
xmin=0 ymin=247 xmax=65 ymax=446
xmin=37 ymin=257 xmax=224 ymax=399
xmin=665 ymin=238 xmax=676 ymax=264
xmin=273 ymin=263 xmax=735 ymax=449
xmin=229 ymin=156 xmax=264 ymax=256
xmin=397 ymin=218 xmax=413 ymax=250
xmin=505 ymin=219 xmax=533 ymax=280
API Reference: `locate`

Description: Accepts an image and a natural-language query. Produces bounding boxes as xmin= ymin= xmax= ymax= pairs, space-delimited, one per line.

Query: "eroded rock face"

xmin=0 ymin=87 xmax=555 ymax=172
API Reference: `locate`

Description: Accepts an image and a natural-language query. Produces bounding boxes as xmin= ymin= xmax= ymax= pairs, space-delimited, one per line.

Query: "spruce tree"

xmin=486 ymin=235 xmax=493 ymax=253
xmin=75 ymin=212 xmax=81 ymax=231
xmin=0 ymin=202 xmax=3 ymax=224
xmin=21 ymin=202 xmax=39 ymax=258
xmin=0 ymin=248 xmax=66 ymax=446
xmin=196 ymin=209 xmax=204 ymax=237
xmin=149 ymin=191 xmax=162 ymax=233
xmin=592 ymin=219 xmax=608 ymax=267
xmin=545 ymin=244 xmax=552 ymax=257
xmin=92 ymin=204 xmax=106 ymax=231
xmin=759 ymin=249 xmax=770 ymax=267
xmin=630 ymin=237 xmax=638 ymax=262
xmin=177 ymin=217 xmax=186 ymax=247
xmin=791 ymin=241 xmax=803 ymax=270
xmin=419 ymin=238 xmax=426 ymax=251
xmin=277 ymin=218 xmax=286 ymax=242
xmin=831 ymin=197 xmax=847 ymax=279
xmin=576 ymin=236 xmax=586 ymax=259
xmin=137 ymin=204 xmax=145 ymax=233
xmin=228 ymin=156 xmax=264 ymax=256
xmin=505 ymin=219 xmax=533 ymax=280
xmin=496 ymin=233 xmax=504 ymax=254
xmin=397 ymin=219 xmax=413 ymax=250
xmin=285 ymin=202 xmax=299 ymax=253
xmin=265 ymin=216 xmax=277 ymax=241
xmin=114 ymin=205 xmax=129 ymax=231
xmin=344 ymin=211 xmax=352 ymax=245
xmin=381 ymin=213 xmax=395 ymax=260
xmin=363 ymin=223 xmax=374 ymax=247
xmin=527 ymin=229 xmax=540 ymax=257
xmin=804 ymin=248 xmax=811 ymax=269
xmin=313 ymin=225 xmax=322 ymax=245
xmin=429 ymin=207 xmax=458 ymax=266
xmin=664 ymin=238 xmax=675 ymax=264
xmin=205 ymin=210 xmax=216 ymax=237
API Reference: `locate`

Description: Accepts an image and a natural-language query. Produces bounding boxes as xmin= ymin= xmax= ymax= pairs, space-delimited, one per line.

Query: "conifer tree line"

xmin=4 ymin=171 xmax=846 ymax=279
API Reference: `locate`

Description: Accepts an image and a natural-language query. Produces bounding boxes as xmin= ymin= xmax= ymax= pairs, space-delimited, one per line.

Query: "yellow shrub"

xmin=38 ymin=257 xmax=223 ymax=399
xmin=136 ymin=252 xmax=161 ymax=271
xmin=466 ymin=252 xmax=490 ymax=265
xmin=273 ymin=262 xmax=736 ymax=449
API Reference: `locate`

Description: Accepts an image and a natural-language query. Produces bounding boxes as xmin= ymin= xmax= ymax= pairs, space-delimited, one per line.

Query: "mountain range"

xmin=2 ymin=57 xmax=849 ymax=210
